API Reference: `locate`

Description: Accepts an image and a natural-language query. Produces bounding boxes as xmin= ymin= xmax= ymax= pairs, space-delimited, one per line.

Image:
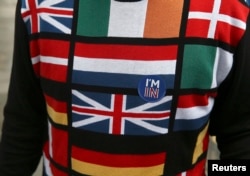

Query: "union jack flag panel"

xmin=21 ymin=0 xmax=74 ymax=34
xmin=71 ymin=90 xmax=172 ymax=136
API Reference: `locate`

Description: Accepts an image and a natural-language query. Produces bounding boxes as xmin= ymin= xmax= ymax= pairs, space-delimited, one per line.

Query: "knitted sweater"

xmin=0 ymin=0 xmax=250 ymax=175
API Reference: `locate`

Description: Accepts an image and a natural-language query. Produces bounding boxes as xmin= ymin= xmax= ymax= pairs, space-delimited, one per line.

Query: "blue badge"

xmin=138 ymin=75 xmax=167 ymax=102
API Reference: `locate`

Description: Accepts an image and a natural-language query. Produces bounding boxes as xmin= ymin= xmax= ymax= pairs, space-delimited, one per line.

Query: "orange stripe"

xmin=45 ymin=94 xmax=67 ymax=112
xmin=192 ymin=125 xmax=208 ymax=164
xmin=72 ymin=158 xmax=164 ymax=176
xmin=45 ymin=95 xmax=68 ymax=125
xmin=144 ymin=0 xmax=184 ymax=38
xmin=47 ymin=104 xmax=68 ymax=125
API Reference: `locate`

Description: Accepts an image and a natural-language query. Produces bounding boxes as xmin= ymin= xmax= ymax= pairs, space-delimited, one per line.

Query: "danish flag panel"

xmin=186 ymin=0 xmax=248 ymax=46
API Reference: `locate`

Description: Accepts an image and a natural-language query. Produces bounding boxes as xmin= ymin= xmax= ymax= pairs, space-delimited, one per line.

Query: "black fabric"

xmin=209 ymin=13 xmax=250 ymax=159
xmin=0 ymin=1 xmax=47 ymax=175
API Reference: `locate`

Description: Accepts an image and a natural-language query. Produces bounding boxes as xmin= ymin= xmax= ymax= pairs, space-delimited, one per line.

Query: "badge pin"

xmin=138 ymin=75 xmax=166 ymax=102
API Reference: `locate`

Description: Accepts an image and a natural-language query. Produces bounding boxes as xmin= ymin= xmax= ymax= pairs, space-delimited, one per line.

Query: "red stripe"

xmin=21 ymin=11 xmax=31 ymax=19
xmin=22 ymin=6 xmax=73 ymax=17
xmin=45 ymin=94 xmax=67 ymax=113
xmin=43 ymin=141 xmax=68 ymax=176
xmin=203 ymin=132 xmax=209 ymax=152
xmin=30 ymin=40 xmax=40 ymax=57
xmin=189 ymin=0 xmax=214 ymax=12
xmin=36 ymin=8 xmax=73 ymax=16
xmin=186 ymin=19 xmax=210 ymax=38
xmin=186 ymin=159 xmax=206 ymax=176
xmin=220 ymin=0 xmax=249 ymax=21
xmin=112 ymin=94 xmax=123 ymax=134
xmin=39 ymin=39 xmax=70 ymax=58
xmin=177 ymin=94 xmax=210 ymax=108
xmin=72 ymin=146 xmax=166 ymax=167
xmin=72 ymin=106 xmax=170 ymax=119
xmin=215 ymin=22 xmax=245 ymax=47
xmin=28 ymin=0 xmax=39 ymax=33
xmin=32 ymin=63 xmax=40 ymax=76
xmin=51 ymin=125 xmax=68 ymax=167
xmin=40 ymin=62 xmax=67 ymax=82
xmin=75 ymin=43 xmax=177 ymax=60
xmin=28 ymin=39 xmax=70 ymax=57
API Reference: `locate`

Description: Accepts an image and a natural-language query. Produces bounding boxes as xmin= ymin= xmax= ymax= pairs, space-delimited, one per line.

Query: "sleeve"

xmin=0 ymin=1 xmax=47 ymax=175
xmin=209 ymin=13 xmax=250 ymax=159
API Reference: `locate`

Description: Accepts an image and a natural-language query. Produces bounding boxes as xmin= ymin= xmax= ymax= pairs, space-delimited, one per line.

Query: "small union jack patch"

xmin=21 ymin=0 xmax=74 ymax=34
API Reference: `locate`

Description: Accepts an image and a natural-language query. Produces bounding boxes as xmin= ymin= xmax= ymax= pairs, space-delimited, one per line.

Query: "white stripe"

xmin=21 ymin=0 xmax=34 ymax=22
xmin=40 ymin=56 xmax=68 ymax=65
xmin=188 ymin=12 xmax=212 ymax=20
xmin=108 ymin=0 xmax=149 ymax=37
xmin=125 ymin=118 xmax=168 ymax=134
xmin=39 ymin=0 xmax=74 ymax=16
xmin=72 ymin=90 xmax=109 ymax=110
xmin=72 ymin=115 xmax=110 ymax=127
xmin=25 ymin=0 xmax=29 ymax=9
xmin=43 ymin=153 xmax=53 ymax=176
xmin=211 ymin=48 xmax=233 ymax=88
xmin=39 ymin=0 xmax=67 ymax=7
xmin=216 ymin=48 xmax=233 ymax=85
xmin=218 ymin=14 xmax=246 ymax=30
xmin=208 ymin=0 xmax=221 ymax=38
xmin=73 ymin=57 xmax=176 ymax=75
xmin=181 ymin=172 xmax=187 ymax=176
xmin=127 ymin=96 xmax=172 ymax=112
xmin=40 ymin=14 xmax=71 ymax=34
xmin=211 ymin=48 xmax=220 ymax=88
xmin=48 ymin=122 xmax=53 ymax=158
xmin=31 ymin=56 xmax=40 ymax=65
xmin=22 ymin=16 xmax=30 ymax=23
xmin=175 ymin=98 xmax=214 ymax=120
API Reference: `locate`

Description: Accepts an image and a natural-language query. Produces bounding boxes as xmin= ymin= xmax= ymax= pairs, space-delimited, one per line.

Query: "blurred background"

xmin=0 ymin=1 xmax=220 ymax=176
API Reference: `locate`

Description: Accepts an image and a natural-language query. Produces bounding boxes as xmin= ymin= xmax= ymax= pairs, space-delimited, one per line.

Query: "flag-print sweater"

xmin=0 ymin=0 xmax=250 ymax=175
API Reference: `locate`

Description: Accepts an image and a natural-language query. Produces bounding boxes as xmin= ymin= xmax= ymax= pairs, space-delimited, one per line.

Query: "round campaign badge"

xmin=138 ymin=75 xmax=166 ymax=102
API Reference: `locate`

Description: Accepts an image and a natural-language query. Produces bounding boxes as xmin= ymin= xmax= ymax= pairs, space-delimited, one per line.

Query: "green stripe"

xmin=77 ymin=0 xmax=111 ymax=36
xmin=181 ymin=45 xmax=216 ymax=89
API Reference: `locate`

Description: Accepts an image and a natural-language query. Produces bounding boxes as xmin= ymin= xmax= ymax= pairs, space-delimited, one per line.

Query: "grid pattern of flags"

xmin=19 ymin=0 xmax=250 ymax=175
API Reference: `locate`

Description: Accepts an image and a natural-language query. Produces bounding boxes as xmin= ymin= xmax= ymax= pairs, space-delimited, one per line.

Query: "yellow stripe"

xmin=47 ymin=104 xmax=68 ymax=125
xmin=72 ymin=158 xmax=164 ymax=176
xmin=192 ymin=124 xmax=208 ymax=164
xmin=144 ymin=0 xmax=184 ymax=38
